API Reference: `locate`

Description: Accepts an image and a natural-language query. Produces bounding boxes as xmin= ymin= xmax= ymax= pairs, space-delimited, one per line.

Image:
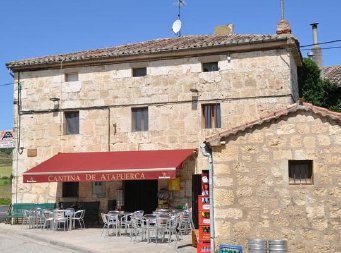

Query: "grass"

xmin=0 ymin=150 xmax=12 ymax=203
xmin=0 ymin=165 xmax=11 ymax=178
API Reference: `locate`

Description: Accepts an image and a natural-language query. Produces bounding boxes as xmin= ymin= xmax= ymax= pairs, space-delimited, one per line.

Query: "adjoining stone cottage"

xmin=206 ymin=102 xmax=341 ymax=253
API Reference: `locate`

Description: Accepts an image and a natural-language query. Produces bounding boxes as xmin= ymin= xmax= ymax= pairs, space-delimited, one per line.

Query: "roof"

xmin=206 ymin=102 xmax=341 ymax=146
xmin=23 ymin=149 xmax=195 ymax=183
xmin=322 ymin=65 xmax=341 ymax=87
xmin=7 ymin=34 xmax=301 ymax=71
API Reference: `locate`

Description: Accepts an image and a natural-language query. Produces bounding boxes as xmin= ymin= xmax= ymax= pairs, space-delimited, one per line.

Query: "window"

xmin=65 ymin=72 xmax=78 ymax=82
xmin=289 ymin=160 xmax=313 ymax=185
xmin=202 ymin=62 xmax=219 ymax=72
xmin=93 ymin=182 xmax=105 ymax=196
xmin=202 ymin=104 xmax=221 ymax=129
xmin=64 ymin=111 xmax=79 ymax=135
xmin=62 ymin=182 xmax=79 ymax=197
xmin=132 ymin=107 xmax=148 ymax=131
xmin=132 ymin=67 xmax=147 ymax=77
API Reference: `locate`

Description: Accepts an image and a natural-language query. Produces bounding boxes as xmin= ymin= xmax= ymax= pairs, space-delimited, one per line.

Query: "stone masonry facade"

xmin=10 ymin=39 xmax=300 ymax=214
xmin=211 ymin=108 xmax=341 ymax=253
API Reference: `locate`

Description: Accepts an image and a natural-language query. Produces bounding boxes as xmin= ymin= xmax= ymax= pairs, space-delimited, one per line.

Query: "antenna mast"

xmin=280 ymin=0 xmax=285 ymax=19
xmin=172 ymin=0 xmax=185 ymax=37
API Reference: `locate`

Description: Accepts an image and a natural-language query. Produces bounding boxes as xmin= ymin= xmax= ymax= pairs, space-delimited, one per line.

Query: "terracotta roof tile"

xmin=7 ymin=34 xmax=295 ymax=69
xmin=206 ymin=102 xmax=341 ymax=146
xmin=322 ymin=65 xmax=341 ymax=87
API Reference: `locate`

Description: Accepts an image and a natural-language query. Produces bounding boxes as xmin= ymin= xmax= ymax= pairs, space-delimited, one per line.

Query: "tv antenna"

xmin=172 ymin=0 xmax=186 ymax=37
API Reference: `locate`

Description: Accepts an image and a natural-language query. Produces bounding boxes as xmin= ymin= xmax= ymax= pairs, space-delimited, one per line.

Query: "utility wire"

xmin=301 ymin=46 xmax=341 ymax=51
xmin=300 ymin=39 xmax=341 ymax=48
xmin=0 ymin=82 xmax=14 ymax=87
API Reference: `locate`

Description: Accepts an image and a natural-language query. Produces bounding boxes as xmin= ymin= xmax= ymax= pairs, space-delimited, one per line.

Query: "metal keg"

xmin=248 ymin=239 xmax=267 ymax=253
xmin=268 ymin=240 xmax=287 ymax=253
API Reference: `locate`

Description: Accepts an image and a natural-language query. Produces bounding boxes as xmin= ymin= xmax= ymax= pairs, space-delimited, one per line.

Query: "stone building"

xmin=6 ymin=33 xmax=302 ymax=216
xmin=206 ymin=102 xmax=341 ymax=253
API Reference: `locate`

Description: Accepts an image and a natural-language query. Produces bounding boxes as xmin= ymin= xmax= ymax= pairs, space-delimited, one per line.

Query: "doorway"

xmin=124 ymin=180 xmax=158 ymax=214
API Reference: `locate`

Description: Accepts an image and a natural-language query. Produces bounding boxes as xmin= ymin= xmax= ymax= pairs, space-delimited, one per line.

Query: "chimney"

xmin=214 ymin=24 xmax=234 ymax=36
xmin=276 ymin=0 xmax=292 ymax=35
xmin=309 ymin=22 xmax=322 ymax=67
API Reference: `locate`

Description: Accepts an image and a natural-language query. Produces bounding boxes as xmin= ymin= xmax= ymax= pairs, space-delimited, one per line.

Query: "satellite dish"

xmin=172 ymin=19 xmax=182 ymax=34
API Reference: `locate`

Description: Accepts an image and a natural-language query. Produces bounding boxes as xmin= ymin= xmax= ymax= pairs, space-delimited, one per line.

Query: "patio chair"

xmin=42 ymin=210 xmax=54 ymax=230
xmin=120 ymin=212 xmax=132 ymax=235
xmin=101 ymin=213 xmax=120 ymax=236
xmin=22 ymin=209 xmax=32 ymax=228
xmin=53 ymin=210 xmax=68 ymax=231
xmin=130 ymin=214 xmax=147 ymax=243
xmin=179 ymin=210 xmax=193 ymax=235
xmin=72 ymin=209 xmax=85 ymax=229
xmin=165 ymin=215 xmax=181 ymax=247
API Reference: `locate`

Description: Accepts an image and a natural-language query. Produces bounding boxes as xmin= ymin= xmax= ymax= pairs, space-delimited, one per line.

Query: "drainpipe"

xmin=200 ymin=142 xmax=215 ymax=253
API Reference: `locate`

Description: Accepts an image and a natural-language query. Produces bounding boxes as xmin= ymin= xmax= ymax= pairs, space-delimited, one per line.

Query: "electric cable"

xmin=300 ymin=39 xmax=341 ymax=48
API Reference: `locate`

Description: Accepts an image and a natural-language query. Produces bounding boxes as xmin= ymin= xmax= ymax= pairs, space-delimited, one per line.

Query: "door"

xmin=124 ymin=180 xmax=158 ymax=214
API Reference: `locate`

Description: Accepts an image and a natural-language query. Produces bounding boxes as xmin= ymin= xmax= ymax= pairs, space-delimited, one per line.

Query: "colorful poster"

xmin=0 ymin=130 xmax=15 ymax=148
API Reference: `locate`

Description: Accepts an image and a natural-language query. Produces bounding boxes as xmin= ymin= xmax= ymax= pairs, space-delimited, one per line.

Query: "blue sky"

xmin=1 ymin=0 xmax=341 ymax=130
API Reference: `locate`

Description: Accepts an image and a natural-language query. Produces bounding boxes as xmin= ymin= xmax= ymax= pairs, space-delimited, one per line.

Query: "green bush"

xmin=0 ymin=198 xmax=10 ymax=205
xmin=0 ymin=178 xmax=10 ymax=186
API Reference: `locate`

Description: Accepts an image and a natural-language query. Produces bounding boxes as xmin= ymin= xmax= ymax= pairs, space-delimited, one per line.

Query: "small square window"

xmin=132 ymin=67 xmax=147 ymax=77
xmin=289 ymin=160 xmax=313 ymax=185
xmin=62 ymin=182 xmax=79 ymax=197
xmin=202 ymin=62 xmax=219 ymax=72
xmin=93 ymin=181 xmax=105 ymax=196
xmin=64 ymin=111 xmax=79 ymax=135
xmin=132 ymin=107 xmax=148 ymax=132
xmin=65 ymin=73 xmax=78 ymax=82
xmin=202 ymin=104 xmax=221 ymax=129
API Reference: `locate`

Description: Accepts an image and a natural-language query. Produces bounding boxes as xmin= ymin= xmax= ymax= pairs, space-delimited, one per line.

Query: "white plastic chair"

xmin=53 ymin=210 xmax=68 ymax=231
xmin=42 ymin=210 xmax=54 ymax=230
xmin=72 ymin=210 xmax=85 ymax=229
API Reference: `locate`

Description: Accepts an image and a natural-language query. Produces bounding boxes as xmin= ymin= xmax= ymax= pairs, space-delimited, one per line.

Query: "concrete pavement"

xmin=0 ymin=223 xmax=196 ymax=253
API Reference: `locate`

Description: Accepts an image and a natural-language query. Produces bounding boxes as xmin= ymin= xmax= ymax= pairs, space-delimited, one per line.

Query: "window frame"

xmin=132 ymin=107 xmax=149 ymax=132
xmin=202 ymin=62 xmax=219 ymax=72
xmin=62 ymin=182 xmax=79 ymax=198
xmin=202 ymin=103 xmax=221 ymax=129
xmin=64 ymin=72 xmax=79 ymax=82
xmin=132 ymin=67 xmax=147 ymax=77
xmin=288 ymin=160 xmax=313 ymax=185
xmin=93 ymin=181 xmax=105 ymax=196
xmin=64 ymin=111 xmax=80 ymax=135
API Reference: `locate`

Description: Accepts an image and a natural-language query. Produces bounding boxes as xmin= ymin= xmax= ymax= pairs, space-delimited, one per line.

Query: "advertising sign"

xmin=0 ymin=130 xmax=15 ymax=148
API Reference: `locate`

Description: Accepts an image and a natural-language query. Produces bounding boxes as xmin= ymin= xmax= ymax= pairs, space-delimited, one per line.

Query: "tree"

xmin=298 ymin=58 xmax=341 ymax=112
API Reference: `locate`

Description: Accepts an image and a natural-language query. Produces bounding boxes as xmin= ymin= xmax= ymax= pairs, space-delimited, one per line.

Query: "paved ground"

xmin=0 ymin=205 xmax=9 ymax=223
xmin=0 ymin=223 xmax=196 ymax=253
xmin=0 ymin=232 xmax=79 ymax=253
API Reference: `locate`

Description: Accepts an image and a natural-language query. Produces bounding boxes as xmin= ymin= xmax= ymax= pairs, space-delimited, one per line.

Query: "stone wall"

xmin=12 ymin=49 xmax=299 ymax=209
xmin=213 ymin=111 xmax=341 ymax=253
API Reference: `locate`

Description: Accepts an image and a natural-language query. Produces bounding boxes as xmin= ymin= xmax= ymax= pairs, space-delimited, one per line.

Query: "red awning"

xmin=23 ymin=149 xmax=195 ymax=183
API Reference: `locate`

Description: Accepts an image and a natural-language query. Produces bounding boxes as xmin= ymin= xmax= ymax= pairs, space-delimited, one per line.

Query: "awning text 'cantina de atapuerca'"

xmin=23 ymin=149 xmax=195 ymax=183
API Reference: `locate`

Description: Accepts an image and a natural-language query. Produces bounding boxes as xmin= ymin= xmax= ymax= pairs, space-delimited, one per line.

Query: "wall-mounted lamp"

xmin=227 ymin=54 xmax=231 ymax=62
xmin=49 ymin=97 xmax=60 ymax=102
xmin=49 ymin=97 xmax=60 ymax=111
